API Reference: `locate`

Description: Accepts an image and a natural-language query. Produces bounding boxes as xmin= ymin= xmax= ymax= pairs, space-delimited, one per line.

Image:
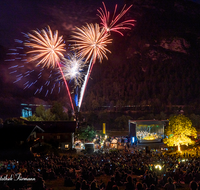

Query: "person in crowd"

xmin=1 ymin=145 xmax=200 ymax=190
xmin=149 ymin=184 xmax=156 ymax=190
xmin=81 ymin=180 xmax=90 ymax=190
xmin=75 ymin=180 xmax=81 ymax=190
xmin=106 ymin=176 xmax=116 ymax=190
xmin=99 ymin=182 xmax=106 ymax=190
xmin=164 ymin=177 xmax=176 ymax=190
xmin=125 ymin=175 xmax=135 ymax=190
xmin=32 ymin=176 xmax=46 ymax=190
xmin=136 ymin=182 xmax=143 ymax=190
xmin=91 ymin=180 xmax=100 ymax=190
xmin=190 ymin=181 xmax=198 ymax=190
xmin=142 ymin=183 xmax=148 ymax=190
xmin=112 ymin=185 xmax=119 ymax=190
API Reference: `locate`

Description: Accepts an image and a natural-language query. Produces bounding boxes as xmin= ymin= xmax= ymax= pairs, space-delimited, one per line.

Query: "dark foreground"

xmin=0 ymin=147 xmax=197 ymax=190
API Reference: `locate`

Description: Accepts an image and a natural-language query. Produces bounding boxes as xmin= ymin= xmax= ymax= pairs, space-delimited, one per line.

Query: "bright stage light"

xmin=155 ymin=165 xmax=162 ymax=170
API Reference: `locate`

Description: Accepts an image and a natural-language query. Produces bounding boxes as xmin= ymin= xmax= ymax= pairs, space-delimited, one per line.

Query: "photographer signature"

xmin=0 ymin=173 xmax=35 ymax=181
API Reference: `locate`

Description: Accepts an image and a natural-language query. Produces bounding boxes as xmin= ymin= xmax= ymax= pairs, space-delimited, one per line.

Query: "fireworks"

xmin=24 ymin=26 xmax=66 ymax=68
xmin=97 ymin=2 xmax=135 ymax=36
xmin=60 ymin=52 xmax=86 ymax=88
xmin=24 ymin=26 xmax=74 ymax=111
xmin=7 ymin=2 xmax=135 ymax=112
xmin=71 ymin=23 xmax=112 ymax=63
xmin=7 ymin=58 xmax=64 ymax=97
xmin=71 ymin=23 xmax=112 ymax=110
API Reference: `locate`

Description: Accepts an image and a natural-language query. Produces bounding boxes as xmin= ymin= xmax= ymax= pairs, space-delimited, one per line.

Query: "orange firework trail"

xmin=97 ymin=2 xmax=135 ymax=36
xmin=24 ymin=26 xmax=74 ymax=111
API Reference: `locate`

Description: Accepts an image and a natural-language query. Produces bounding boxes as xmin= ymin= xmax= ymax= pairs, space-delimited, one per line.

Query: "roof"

xmin=0 ymin=125 xmax=44 ymax=141
xmin=25 ymin=121 xmax=76 ymax=133
xmin=129 ymin=120 xmax=168 ymax=125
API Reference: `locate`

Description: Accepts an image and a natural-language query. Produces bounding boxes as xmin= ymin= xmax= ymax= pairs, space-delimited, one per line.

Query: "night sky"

xmin=0 ymin=0 xmax=124 ymax=47
xmin=0 ymin=0 xmax=124 ymax=119
xmin=0 ymin=0 xmax=199 ymax=119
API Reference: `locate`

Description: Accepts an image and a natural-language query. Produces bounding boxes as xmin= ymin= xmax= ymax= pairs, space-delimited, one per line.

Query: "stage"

xmin=129 ymin=120 xmax=168 ymax=145
xmin=138 ymin=138 xmax=162 ymax=143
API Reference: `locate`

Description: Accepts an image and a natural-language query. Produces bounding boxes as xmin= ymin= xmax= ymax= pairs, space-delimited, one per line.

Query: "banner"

xmin=103 ymin=123 xmax=106 ymax=134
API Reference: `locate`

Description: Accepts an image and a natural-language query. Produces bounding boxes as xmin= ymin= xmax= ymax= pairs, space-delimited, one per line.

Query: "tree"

xmin=4 ymin=118 xmax=26 ymax=125
xmin=91 ymin=100 xmax=100 ymax=110
xmin=35 ymin=105 xmax=46 ymax=118
xmin=154 ymin=111 xmax=167 ymax=120
xmin=115 ymin=115 xmax=132 ymax=130
xmin=42 ymin=109 xmax=56 ymax=121
xmin=28 ymin=105 xmax=55 ymax=121
xmin=189 ymin=114 xmax=200 ymax=129
xmin=77 ymin=125 xmax=96 ymax=142
xmin=87 ymin=112 xmax=98 ymax=126
xmin=163 ymin=114 xmax=197 ymax=151
xmin=51 ymin=101 xmax=68 ymax=120
xmin=27 ymin=114 xmax=43 ymax=121
xmin=98 ymin=111 xmax=109 ymax=124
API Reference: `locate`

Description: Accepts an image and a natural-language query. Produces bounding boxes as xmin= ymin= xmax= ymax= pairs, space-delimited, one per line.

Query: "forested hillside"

xmin=81 ymin=0 xmax=200 ymax=115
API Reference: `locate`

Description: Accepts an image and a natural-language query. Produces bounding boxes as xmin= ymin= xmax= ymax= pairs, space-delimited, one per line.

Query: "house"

xmin=0 ymin=125 xmax=44 ymax=148
xmin=0 ymin=125 xmax=44 ymax=159
xmin=25 ymin=121 xmax=76 ymax=150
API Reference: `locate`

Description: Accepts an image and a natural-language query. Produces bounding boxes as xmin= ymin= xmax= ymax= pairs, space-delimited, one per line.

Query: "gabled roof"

xmin=25 ymin=121 xmax=76 ymax=133
xmin=0 ymin=125 xmax=44 ymax=141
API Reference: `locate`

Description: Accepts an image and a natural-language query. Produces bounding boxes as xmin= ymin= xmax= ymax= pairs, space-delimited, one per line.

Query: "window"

xmin=58 ymin=143 xmax=61 ymax=149
xmin=42 ymin=136 xmax=44 ymax=139
xmin=65 ymin=144 xmax=69 ymax=149
xmin=57 ymin=135 xmax=60 ymax=139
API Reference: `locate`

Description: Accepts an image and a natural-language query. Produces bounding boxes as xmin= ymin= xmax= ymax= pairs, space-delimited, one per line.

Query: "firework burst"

xmin=60 ymin=52 xmax=86 ymax=88
xmin=97 ymin=2 xmax=135 ymax=36
xmin=24 ymin=26 xmax=74 ymax=111
xmin=71 ymin=23 xmax=112 ymax=63
xmin=24 ymin=26 xmax=66 ymax=68
xmin=6 ymin=59 xmax=64 ymax=97
xmin=71 ymin=23 xmax=112 ymax=110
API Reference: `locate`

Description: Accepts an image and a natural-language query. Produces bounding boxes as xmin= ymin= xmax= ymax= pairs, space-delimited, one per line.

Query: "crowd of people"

xmin=0 ymin=146 xmax=200 ymax=190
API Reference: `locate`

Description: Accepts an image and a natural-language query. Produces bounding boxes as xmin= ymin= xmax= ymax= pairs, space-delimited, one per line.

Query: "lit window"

xmin=57 ymin=136 xmax=60 ymax=139
xmin=42 ymin=136 xmax=44 ymax=139
xmin=65 ymin=144 xmax=69 ymax=149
